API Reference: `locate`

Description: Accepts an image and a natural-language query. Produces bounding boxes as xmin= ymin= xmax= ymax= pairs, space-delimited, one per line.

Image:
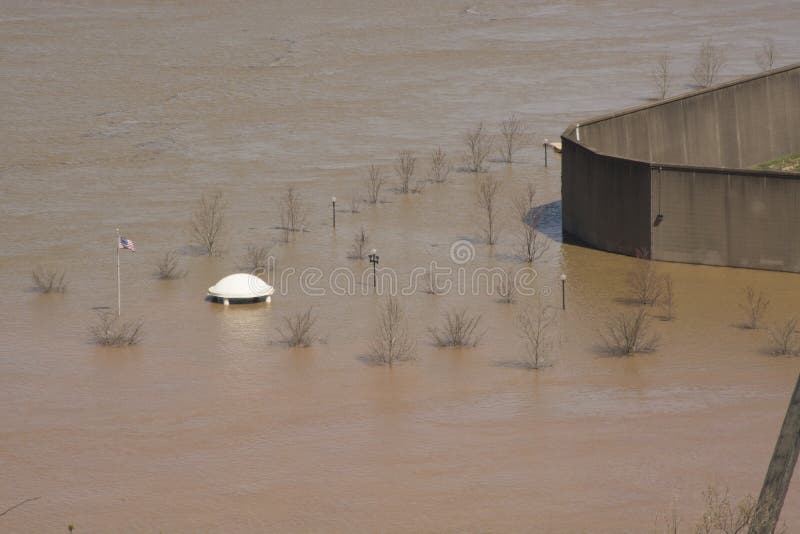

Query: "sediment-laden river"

xmin=2 ymin=1 xmax=800 ymax=531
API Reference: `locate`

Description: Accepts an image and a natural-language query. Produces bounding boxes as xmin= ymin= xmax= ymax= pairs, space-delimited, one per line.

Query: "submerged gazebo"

xmin=208 ymin=273 xmax=274 ymax=305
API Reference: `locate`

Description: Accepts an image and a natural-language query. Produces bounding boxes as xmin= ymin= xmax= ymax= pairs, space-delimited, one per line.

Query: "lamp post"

xmin=544 ymin=138 xmax=549 ymax=167
xmin=560 ymin=273 xmax=567 ymax=310
xmin=368 ymin=249 xmax=379 ymax=289
xmin=331 ymin=196 xmax=336 ymax=229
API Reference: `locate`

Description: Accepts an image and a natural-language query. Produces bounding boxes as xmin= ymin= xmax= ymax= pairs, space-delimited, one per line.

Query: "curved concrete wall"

xmin=561 ymin=139 xmax=651 ymax=256
xmin=562 ymin=64 xmax=800 ymax=272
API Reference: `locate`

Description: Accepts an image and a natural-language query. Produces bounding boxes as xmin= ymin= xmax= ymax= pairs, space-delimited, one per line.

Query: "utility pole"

xmin=749 ymin=372 xmax=800 ymax=533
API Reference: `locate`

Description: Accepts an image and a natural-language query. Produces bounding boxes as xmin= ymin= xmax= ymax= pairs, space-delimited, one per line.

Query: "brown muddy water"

xmin=3 ymin=1 xmax=800 ymax=532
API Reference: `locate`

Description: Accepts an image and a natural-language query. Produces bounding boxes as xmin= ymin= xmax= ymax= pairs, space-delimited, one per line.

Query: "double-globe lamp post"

xmin=331 ymin=196 xmax=336 ymax=229
xmin=560 ymin=273 xmax=567 ymax=310
xmin=368 ymin=249 xmax=380 ymax=289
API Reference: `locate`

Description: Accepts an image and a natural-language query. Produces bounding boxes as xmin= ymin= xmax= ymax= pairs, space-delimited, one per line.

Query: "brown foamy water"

xmin=2 ymin=1 xmax=800 ymax=531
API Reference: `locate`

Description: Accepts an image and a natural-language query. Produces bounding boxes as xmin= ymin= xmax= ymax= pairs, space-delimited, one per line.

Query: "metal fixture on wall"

xmin=653 ymin=166 xmax=664 ymax=227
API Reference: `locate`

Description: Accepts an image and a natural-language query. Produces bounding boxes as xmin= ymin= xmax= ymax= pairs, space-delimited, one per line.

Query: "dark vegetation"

xmin=31 ymin=265 xmax=68 ymax=293
xmin=90 ymin=312 xmax=143 ymax=346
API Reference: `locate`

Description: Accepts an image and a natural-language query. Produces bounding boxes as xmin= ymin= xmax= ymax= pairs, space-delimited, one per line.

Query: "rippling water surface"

xmin=2 ymin=1 xmax=800 ymax=531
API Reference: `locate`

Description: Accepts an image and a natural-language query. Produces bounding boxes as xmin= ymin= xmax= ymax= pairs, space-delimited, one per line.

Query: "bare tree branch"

xmin=365 ymin=165 xmax=385 ymax=204
xmin=277 ymin=307 xmax=318 ymax=347
xmin=279 ymin=186 xmax=307 ymax=243
xmin=476 ymin=174 xmax=501 ymax=245
xmin=430 ymin=308 xmax=483 ymax=347
xmin=31 ymin=265 xmax=68 ymax=293
xmin=512 ymin=182 xmax=549 ymax=262
xmin=498 ymin=114 xmax=528 ymax=163
xmin=369 ymin=296 xmax=415 ymax=366
xmin=90 ymin=312 xmax=143 ymax=346
xmin=692 ymin=39 xmax=726 ymax=88
xmin=739 ymin=286 xmax=769 ymax=329
xmin=395 ymin=150 xmax=417 ymax=194
xmin=517 ymin=303 xmax=556 ymax=369
xmin=602 ymin=308 xmax=659 ymax=355
xmin=495 ymin=268 xmax=516 ymax=303
xmin=695 ymin=486 xmax=761 ymax=534
xmin=768 ymin=318 xmax=799 ymax=356
xmin=756 ymin=37 xmax=777 ymax=71
xmin=627 ymin=261 xmax=666 ymax=306
xmin=428 ymin=146 xmax=452 ymax=183
xmin=190 ymin=190 xmax=226 ymax=255
xmin=463 ymin=122 xmax=493 ymax=172
xmin=652 ymin=52 xmax=672 ymax=100
xmin=349 ymin=190 xmax=361 ymax=213
xmin=155 ymin=250 xmax=187 ymax=280
xmin=0 ymin=497 xmax=40 ymax=518
xmin=660 ymin=274 xmax=676 ymax=321
xmin=239 ymin=244 xmax=274 ymax=276
xmin=348 ymin=226 xmax=369 ymax=260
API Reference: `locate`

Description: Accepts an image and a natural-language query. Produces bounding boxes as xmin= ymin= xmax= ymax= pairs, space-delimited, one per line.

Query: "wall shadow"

xmin=532 ymin=200 xmax=563 ymax=243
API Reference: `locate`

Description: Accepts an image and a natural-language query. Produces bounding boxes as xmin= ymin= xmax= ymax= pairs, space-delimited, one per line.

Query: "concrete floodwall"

xmin=562 ymin=63 xmax=800 ymax=272
xmin=576 ymin=65 xmax=800 ymax=168
xmin=562 ymin=137 xmax=651 ymax=257
xmin=651 ymin=166 xmax=800 ymax=272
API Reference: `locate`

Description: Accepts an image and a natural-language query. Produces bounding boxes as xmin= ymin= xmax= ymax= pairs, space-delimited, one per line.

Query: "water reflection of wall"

xmin=561 ymin=63 xmax=800 ymax=272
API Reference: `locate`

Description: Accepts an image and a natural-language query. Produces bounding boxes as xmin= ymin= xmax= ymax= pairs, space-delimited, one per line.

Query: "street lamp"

xmin=544 ymin=138 xmax=549 ymax=167
xmin=331 ymin=196 xmax=336 ymax=229
xmin=560 ymin=273 xmax=567 ymax=310
xmin=368 ymin=248 xmax=380 ymax=289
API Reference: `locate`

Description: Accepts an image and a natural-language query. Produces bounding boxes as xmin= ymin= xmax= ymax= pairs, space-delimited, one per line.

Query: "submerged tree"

xmin=90 ymin=312 xmax=143 ymax=346
xmin=463 ymin=122 xmax=493 ymax=172
xmin=430 ymin=308 xmax=483 ymax=348
xmin=155 ymin=250 xmax=187 ymax=280
xmin=428 ymin=146 xmax=452 ymax=183
xmin=513 ymin=182 xmax=549 ymax=262
xmin=627 ymin=261 xmax=666 ymax=306
xmin=517 ymin=304 xmax=556 ymax=369
xmin=692 ymin=39 xmax=726 ymax=88
xmin=498 ymin=114 xmax=528 ymax=163
xmin=476 ymin=174 xmax=501 ymax=245
xmin=602 ymin=308 xmax=659 ymax=355
xmin=660 ymin=274 xmax=676 ymax=321
xmin=280 ymin=186 xmax=307 ymax=242
xmin=652 ymin=52 xmax=672 ymax=100
xmin=755 ymin=37 xmax=777 ymax=71
xmin=739 ymin=286 xmax=769 ymax=329
xmin=31 ymin=265 xmax=68 ymax=293
xmin=695 ymin=486 xmax=761 ymax=534
xmin=240 ymin=244 xmax=273 ymax=276
xmin=190 ymin=190 xmax=226 ymax=255
xmin=369 ymin=296 xmax=415 ymax=366
xmin=495 ymin=268 xmax=516 ymax=304
xmin=365 ymin=165 xmax=385 ymax=204
xmin=277 ymin=307 xmax=319 ymax=347
xmin=348 ymin=190 xmax=361 ymax=214
xmin=768 ymin=318 xmax=799 ymax=356
xmin=395 ymin=150 xmax=417 ymax=194
xmin=348 ymin=226 xmax=369 ymax=260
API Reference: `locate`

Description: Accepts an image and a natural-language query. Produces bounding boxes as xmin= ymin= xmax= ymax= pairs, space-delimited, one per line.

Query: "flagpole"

xmin=116 ymin=228 xmax=121 ymax=317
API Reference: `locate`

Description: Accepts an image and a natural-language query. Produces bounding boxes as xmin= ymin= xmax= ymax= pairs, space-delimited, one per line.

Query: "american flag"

xmin=119 ymin=237 xmax=136 ymax=252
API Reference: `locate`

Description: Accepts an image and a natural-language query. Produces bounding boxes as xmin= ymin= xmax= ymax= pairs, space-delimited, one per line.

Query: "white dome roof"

xmin=208 ymin=273 xmax=274 ymax=299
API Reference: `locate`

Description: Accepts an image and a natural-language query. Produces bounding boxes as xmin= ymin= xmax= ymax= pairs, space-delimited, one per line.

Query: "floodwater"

xmin=2 ymin=1 xmax=800 ymax=531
